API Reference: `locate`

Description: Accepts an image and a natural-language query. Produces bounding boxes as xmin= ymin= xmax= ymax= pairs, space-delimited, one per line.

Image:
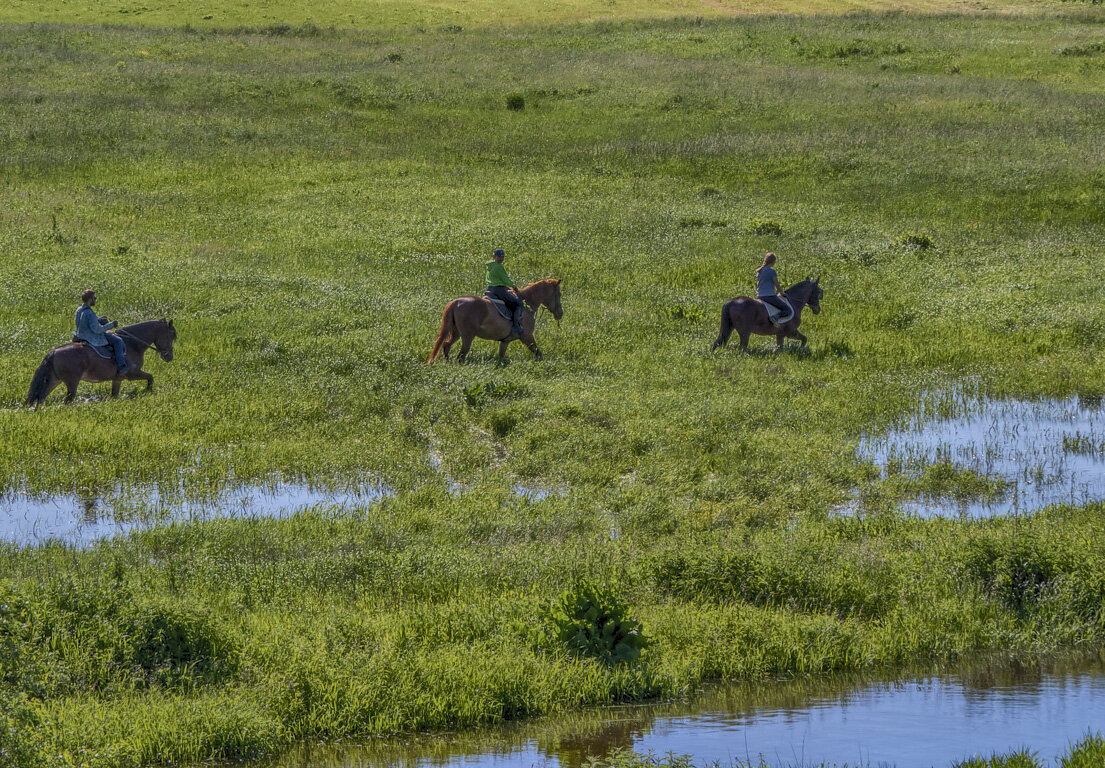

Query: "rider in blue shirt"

xmin=756 ymin=252 xmax=789 ymax=316
xmin=75 ymin=289 xmax=129 ymax=374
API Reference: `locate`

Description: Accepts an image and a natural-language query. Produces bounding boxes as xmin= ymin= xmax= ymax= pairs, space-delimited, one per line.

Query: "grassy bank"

xmin=2 ymin=7 xmax=1105 ymax=766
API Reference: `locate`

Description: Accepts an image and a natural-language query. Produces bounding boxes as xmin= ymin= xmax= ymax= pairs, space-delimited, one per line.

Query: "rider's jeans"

xmin=107 ymin=335 xmax=127 ymax=370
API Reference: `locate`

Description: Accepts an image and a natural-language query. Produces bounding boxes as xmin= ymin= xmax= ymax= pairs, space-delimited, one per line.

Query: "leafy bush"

xmin=659 ymin=304 xmax=706 ymax=323
xmin=540 ymin=583 xmax=646 ymax=665
xmin=894 ymin=231 xmax=933 ymax=249
xmin=746 ymin=217 xmax=784 ymax=236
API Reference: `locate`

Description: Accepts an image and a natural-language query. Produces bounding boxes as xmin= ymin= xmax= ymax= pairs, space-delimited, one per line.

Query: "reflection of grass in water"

xmin=582 ymin=734 xmax=1105 ymax=768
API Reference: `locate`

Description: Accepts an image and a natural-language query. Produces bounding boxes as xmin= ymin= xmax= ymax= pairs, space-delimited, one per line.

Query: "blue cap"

xmin=493 ymin=248 xmax=505 ymax=257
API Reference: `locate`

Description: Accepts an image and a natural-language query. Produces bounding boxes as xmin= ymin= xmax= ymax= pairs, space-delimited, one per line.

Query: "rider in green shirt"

xmin=485 ymin=248 xmax=523 ymax=338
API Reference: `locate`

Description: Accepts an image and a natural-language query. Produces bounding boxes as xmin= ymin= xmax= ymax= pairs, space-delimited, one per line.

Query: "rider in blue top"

xmin=756 ymin=252 xmax=789 ymax=315
xmin=75 ymin=289 xmax=129 ymax=374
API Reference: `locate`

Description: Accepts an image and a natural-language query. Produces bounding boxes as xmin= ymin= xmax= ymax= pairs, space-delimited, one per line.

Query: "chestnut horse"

xmin=712 ymin=278 xmax=822 ymax=351
xmin=428 ymin=279 xmax=563 ymax=363
xmin=26 ymin=319 xmax=177 ymax=407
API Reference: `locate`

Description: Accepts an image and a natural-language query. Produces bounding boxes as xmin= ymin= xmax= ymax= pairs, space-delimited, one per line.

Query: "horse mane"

xmin=784 ymin=279 xmax=816 ymax=301
xmin=121 ymin=319 xmax=167 ymax=332
xmin=118 ymin=319 xmax=175 ymax=344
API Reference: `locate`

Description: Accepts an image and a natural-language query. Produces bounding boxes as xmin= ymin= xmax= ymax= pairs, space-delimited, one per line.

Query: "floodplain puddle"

xmin=267 ymin=653 xmax=1105 ymax=768
xmin=857 ymin=392 xmax=1105 ymax=517
xmin=0 ymin=480 xmax=390 ymax=547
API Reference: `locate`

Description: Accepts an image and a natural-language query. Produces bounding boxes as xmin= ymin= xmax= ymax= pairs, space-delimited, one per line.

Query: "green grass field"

xmin=2 ymin=2 xmax=1105 ymax=766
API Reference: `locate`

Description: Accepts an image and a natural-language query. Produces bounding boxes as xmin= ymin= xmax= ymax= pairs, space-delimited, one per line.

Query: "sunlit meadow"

xmin=2 ymin=2 xmax=1105 ymax=766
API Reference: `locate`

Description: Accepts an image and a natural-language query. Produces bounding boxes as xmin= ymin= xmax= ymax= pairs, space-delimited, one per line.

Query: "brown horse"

xmin=712 ymin=278 xmax=822 ymax=351
xmin=428 ymin=279 xmax=563 ymax=363
xmin=26 ymin=319 xmax=177 ymax=407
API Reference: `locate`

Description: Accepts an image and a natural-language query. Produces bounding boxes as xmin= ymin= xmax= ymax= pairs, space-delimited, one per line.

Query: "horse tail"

xmin=26 ymin=351 xmax=55 ymax=406
xmin=712 ymin=303 xmax=734 ymax=350
xmin=427 ymin=302 xmax=457 ymax=363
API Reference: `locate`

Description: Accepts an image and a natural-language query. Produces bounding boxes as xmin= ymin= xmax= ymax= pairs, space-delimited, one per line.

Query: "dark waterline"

xmin=268 ymin=655 xmax=1105 ymax=768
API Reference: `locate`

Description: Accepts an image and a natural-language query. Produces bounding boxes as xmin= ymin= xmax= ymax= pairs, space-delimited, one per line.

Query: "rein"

xmin=116 ymin=327 xmax=160 ymax=352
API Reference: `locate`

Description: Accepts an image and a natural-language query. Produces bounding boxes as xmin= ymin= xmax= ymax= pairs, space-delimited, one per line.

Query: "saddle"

xmin=72 ymin=336 xmax=114 ymax=359
xmin=760 ymin=297 xmax=795 ymax=327
xmin=483 ymin=292 xmax=513 ymax=321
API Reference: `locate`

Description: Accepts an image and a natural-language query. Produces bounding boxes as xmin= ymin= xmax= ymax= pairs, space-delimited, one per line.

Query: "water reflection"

xmin=267 ymin=654 xmax=1105 ymax=768
xmin=0 ymin=480 xmax=390 ymax=547
xmin=858 ymin=393 xmax=1105 ymax=517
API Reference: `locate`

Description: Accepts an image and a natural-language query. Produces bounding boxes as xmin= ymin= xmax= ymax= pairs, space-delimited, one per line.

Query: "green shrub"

xmin=540 ymin=582 xmax=646 ymax=665
xmin=894 ymin=231 xmax=933 ymax=249
xmin=746 ymin=217 xmax=784 ymax=236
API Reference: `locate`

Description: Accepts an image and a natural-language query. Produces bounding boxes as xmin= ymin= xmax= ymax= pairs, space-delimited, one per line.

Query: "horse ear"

xmin=555 ymin=279 xmax=562 ymax=285
xmin=168 ymin=319 xmax=174 ymax=327
xmin=815 ymin=275 xmax=820 ymax=284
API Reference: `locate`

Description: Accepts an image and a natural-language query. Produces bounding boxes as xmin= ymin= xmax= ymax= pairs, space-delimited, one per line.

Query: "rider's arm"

xmin=98 ymin=316 xmax=117 ymax=330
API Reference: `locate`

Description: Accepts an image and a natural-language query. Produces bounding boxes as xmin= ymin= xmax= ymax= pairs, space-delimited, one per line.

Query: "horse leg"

xmin=794 ymin=330 xmax=808 ymax=347
xmin=111 ymin=378 xmax=121 ymax=397
xmin=138 ymin=371 xmax=154 ymax=391
xmin=63 ymin=375 xmax=81 ymax=403
xmin=457 ymin=334 xmax=474 ymax=363
xmin=36 ymin=372 xmax=62 ymax=407
xmin=775 ymin=331 xmax=786 ymax=350
xmin=738 ymin=331 xmax=751 ymax=349
xmin=442 ymin=340 xmax=453 ymax=361
xmin=522 ymin=333 xmax=541 ymax=358
xmin=498 ymin=340 xmax=510 ymax=361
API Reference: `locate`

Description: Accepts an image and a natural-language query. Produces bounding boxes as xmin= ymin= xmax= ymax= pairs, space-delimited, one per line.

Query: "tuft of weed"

xmin=540 ymin=582 xmax=647 ymax=665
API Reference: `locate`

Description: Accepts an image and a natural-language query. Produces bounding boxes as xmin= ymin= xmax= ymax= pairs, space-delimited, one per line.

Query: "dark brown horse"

xmin=428 ymin=279 xmax=563 ymax=363
xmin=26 ymin=319 xmax=177 ymax=407
xmin=712 ymin=278 xmax=822 ymax=351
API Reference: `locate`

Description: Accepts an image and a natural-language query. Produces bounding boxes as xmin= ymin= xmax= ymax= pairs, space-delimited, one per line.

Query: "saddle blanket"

xmin=762 ymin=297 xmax=794 ymax=326
xmin=73 ymin=338 xmax=114 ymax=359
xmin=484 ymin=294 xmax=512 ymax=320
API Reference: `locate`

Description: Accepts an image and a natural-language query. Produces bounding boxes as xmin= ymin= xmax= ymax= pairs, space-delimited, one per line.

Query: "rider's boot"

xmin=509 ymin=309 xmax=522 ymax=340
xmin=115 ymin=355 xmax=130 ymax=376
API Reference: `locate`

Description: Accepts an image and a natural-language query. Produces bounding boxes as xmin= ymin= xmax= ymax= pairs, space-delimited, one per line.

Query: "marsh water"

xmin=0 ymin=480 xmax=390 ymax=546
xmin=269 ymin=654 xmax=1105 ymax=768
xmin=8 ymin=393 xmax=1105 ymax=544
xmin=0 ymin=478 xmax=562 ymax=547
xmin=857 ymin=393 xmax=1105 ymax=517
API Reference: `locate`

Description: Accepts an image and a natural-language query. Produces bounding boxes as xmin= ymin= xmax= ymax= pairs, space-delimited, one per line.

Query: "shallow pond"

xmin=0 ymin=480 xmax=390 ymax=547
xmin=857 ymin=392 xmax=1105 ymax=517
xmin=269 ymin=654 xmax=1105 ymax=768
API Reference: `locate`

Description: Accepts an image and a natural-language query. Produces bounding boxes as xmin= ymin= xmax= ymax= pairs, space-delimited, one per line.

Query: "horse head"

xmin=547 ymin=279 xmax=563 ymax=321
xmin=155 ymin=319 xmax=177 ymax=361
xmin=808 ymin=277 xmax=822 ymax=315
xmin=523 ymin=279 xmax=563 ymax=321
